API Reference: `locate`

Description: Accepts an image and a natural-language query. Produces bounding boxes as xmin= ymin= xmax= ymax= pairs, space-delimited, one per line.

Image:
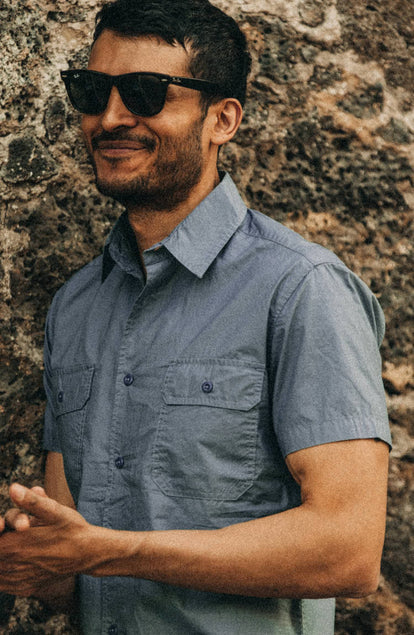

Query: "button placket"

xmin=116 ymin=374 xmax=134 ymax=473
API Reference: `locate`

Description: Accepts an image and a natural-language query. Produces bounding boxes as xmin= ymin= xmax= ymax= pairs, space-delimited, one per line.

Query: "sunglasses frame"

xmin=60 ymin=69 xmax=227 ymax=117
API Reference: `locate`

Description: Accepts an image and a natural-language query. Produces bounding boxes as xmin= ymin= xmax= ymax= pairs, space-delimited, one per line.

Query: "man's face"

xmin=81 ymin=31 xmax=212 ymax=211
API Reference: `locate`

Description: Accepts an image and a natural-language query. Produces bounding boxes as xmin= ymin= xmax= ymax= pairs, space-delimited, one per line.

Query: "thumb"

xmin=9 ymin=483 xmax=65 ymax=526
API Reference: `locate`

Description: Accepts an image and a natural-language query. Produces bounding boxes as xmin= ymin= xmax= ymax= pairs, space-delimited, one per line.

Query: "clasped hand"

xmin=0 ymin=483 xmax=92 ymax=600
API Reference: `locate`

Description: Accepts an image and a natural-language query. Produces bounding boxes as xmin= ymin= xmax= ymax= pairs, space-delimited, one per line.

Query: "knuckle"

xmin=23 ymin=492 xmax=38 ymax=508
xmin=5 ymin=509 xmax=19 ymax=527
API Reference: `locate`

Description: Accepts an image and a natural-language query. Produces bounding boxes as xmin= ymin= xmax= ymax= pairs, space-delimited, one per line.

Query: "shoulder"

xmin=233 ymin=208 xmax=348 ymax=309
xmin=47 ymin=255 xmax=103 ymax=321
xmin=233 ymin=209 xmax=384 ymax=338
xmin=238 ymin=208 xmax=341 ymax=269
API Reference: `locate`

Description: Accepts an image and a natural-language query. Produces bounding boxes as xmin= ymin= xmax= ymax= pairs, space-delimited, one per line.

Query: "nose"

xmin=100 ymin=86 xmax=139 ymax=130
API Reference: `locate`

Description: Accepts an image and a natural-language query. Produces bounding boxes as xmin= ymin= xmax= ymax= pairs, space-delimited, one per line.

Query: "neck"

xmin=127 ymin=168 xmax=221 ymax=253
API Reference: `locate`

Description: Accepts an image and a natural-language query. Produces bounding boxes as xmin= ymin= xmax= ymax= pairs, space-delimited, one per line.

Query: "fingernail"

xmin=11 ymin=484 xmax=26 ymax=503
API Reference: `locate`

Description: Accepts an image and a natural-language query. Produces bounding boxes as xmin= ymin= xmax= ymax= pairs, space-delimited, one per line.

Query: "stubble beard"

xmin=91 ymin=119 xmax=204 ymax=212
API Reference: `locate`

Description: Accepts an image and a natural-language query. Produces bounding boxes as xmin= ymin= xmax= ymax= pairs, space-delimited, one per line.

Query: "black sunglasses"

xmin=60 ymin=69 xmax=226 ymax=117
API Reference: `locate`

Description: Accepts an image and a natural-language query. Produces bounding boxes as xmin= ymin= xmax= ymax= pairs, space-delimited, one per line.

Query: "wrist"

xmin=81 ymin=527 xmax=146 ymax=579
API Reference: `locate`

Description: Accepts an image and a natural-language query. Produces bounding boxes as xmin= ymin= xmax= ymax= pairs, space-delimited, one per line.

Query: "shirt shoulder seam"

xmin=236 ymin=220 xmax=338 ymax=268
xmin=270 ymin=261 xmax=349 ymax=325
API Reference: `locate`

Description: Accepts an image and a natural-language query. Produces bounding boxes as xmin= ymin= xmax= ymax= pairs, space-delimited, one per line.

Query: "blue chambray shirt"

xmin=43 ymin=173 xmax=391 ymax=635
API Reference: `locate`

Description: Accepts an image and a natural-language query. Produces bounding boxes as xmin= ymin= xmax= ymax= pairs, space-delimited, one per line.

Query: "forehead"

xmin=88 ymin=30 xmax=191 ymax=76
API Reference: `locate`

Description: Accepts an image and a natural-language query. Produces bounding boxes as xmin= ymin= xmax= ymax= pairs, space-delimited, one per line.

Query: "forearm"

xmin=86 ymin=504 xmax=381 ymax=599
xmin=1 ymin=442 xmax=387 ymax=601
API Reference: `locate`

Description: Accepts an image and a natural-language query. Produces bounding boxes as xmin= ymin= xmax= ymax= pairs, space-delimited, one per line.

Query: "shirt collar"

xmin=102 ymin=173 xmax=247 ymax=281
xmin=159 ymin=173 xmax=247 ymax=278
xmin=102 ymin=212 xmax=141 ymax=282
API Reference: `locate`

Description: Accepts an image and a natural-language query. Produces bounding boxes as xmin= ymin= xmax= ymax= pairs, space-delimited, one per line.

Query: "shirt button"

xmin=123 ymin=374 xmax=134 ymax=386
xmin=201 ymin=381 xmax=214 ymax=394
xmin=108 ymin=626 xmax=118 ymax=635
xmin=115 ymin=457 xmax=125 ymax=469
xmin=57 ymin=391 xmax=64 ymax=403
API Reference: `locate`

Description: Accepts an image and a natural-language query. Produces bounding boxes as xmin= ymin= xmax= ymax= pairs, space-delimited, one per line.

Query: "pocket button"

xmin=201 ymin=381 xmax=214 ymax=394
xmin=123 ymin=374 xmax=134 ymax=386
xmin=115 ymin=456 xmax=125 ymax=469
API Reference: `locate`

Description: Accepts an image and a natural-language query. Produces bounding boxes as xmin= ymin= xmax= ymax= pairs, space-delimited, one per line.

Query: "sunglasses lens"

xmin=120 ymin=74 xmax=168 ymax=117
xmin=66 ymin=71 xmax=110 ymax=115
xmin=62 ymin=71 xmax=170 ymax=117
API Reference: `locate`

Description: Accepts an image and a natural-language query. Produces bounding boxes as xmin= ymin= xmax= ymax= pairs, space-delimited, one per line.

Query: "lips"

xmin=97 ymin=141 xmax=148 ymax=151
xmin=92 ymin=134 xmax=156 ymax=153
xmin=93 ymin=139 xmax=155 ymax=162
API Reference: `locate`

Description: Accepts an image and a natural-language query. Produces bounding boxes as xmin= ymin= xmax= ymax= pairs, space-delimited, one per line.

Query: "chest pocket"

xmin=50 ymin=365 xmax=94 ymax=503
xmin=151 ymin=359 xmax=264 ymax=501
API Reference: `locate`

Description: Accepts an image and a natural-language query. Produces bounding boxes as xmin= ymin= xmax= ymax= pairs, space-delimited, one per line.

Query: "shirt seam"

xmin=238 ymin=221 xmax=335 ymax=268
xmin=270 ymin=261 xmax=346 ymax=325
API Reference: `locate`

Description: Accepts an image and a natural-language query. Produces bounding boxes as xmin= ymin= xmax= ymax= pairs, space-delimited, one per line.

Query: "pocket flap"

xmin=50 ymin=366 xmax=94 ymax=416
xmin=162 ymin=359 xmax=264 ymax=411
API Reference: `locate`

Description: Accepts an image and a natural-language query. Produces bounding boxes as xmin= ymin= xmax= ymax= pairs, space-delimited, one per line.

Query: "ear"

xmin=209 ymin=98 xmax=243 ymax=146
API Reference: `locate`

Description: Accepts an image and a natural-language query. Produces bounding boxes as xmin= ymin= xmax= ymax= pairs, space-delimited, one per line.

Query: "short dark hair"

xmin=93 ymin=0 xmax=251 ymax=111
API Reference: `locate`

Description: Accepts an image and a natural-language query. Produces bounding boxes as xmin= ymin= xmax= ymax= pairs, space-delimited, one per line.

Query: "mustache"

xmin=91 ymin=131 xmax=157 ymax=152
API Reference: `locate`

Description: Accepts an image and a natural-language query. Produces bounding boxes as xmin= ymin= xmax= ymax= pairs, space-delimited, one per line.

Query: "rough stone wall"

xmin=1 ymin=0 xmax=413 ymax=632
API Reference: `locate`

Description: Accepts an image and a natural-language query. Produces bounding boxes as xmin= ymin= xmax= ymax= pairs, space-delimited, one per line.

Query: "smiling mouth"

xmin=96 ymin=142 xmax=150 ymax=156
xmin=94 ymin=143 xmax=156 ymax=164
xmin=92 ymin=134 xmax=157 ymax=154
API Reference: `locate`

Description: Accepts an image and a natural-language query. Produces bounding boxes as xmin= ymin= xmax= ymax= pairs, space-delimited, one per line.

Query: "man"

xmin=0 ymin=0 xmax=391 ymax=633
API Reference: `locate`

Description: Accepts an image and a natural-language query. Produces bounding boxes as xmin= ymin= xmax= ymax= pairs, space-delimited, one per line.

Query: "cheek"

xmin=81 ymin=116 xmax=97 ymax=147
xmin=80 ymin=115 xmax=89 ymax=136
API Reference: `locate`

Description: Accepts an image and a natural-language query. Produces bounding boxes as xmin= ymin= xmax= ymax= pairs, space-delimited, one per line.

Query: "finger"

xmin=9 ymin=484 xmax=64 ymax=526
xmin=5 ymin=509 xmax=31 ymax=532
xmin=14 ymin=515 xmax=32 ymax=532
xmin=31 ymin=486 xmax=47 ymax=497
xmin=2 ymin=487 xmax=48 ymax=532
xmin=4 ymin=508 xmax=22 ymax=529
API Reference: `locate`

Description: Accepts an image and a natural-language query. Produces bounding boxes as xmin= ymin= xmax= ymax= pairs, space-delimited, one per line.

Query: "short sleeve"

xmin=270 ymin=263 xmax=391 ymax=457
